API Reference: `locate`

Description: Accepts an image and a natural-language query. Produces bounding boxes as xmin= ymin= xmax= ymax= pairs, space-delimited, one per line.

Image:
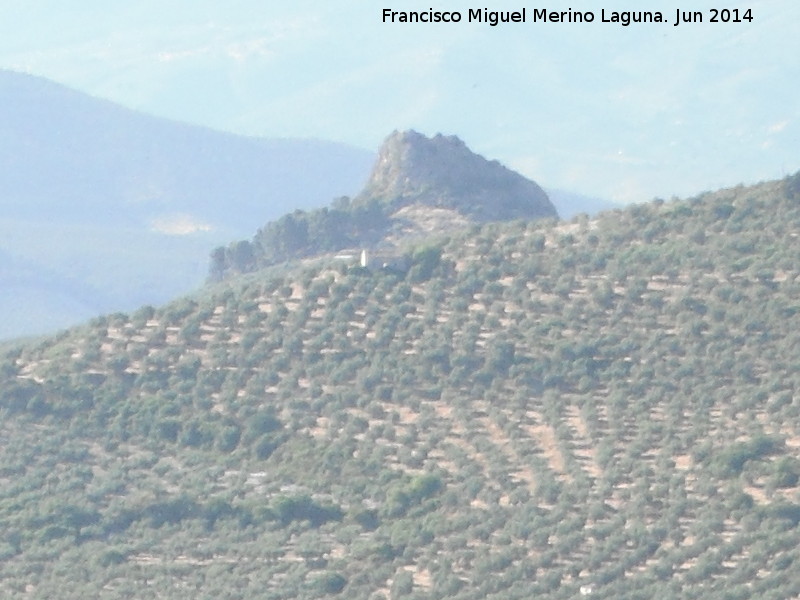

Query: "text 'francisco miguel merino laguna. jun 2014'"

xmin=381 ymin=7 xmax=754 ymax=27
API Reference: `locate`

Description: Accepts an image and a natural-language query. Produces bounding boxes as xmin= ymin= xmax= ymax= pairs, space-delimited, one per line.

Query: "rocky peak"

xmin=356 ymin=130 xmax=558 ymax=221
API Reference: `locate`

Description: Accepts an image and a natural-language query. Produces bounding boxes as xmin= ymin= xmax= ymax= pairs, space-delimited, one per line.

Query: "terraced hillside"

xmin=1 ymin=173 xmax=800 ymax=599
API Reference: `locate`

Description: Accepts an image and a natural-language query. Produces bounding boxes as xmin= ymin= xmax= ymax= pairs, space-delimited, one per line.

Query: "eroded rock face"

xmin=357 ymin=130 xmax=558 ymax=221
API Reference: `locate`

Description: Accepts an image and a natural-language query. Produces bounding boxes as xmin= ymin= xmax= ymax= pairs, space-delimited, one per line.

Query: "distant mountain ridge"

xmin=0 ymin=69 xmax=373 ymax=229
xmin=210 ymin=130 xmax=558 ymax=279
xmin=0 ymin=69 xmax=373 ymax=339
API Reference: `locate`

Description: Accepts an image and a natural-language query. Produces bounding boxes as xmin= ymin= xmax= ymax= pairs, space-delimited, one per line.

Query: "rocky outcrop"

xmin=210 ymin=130 xmax=558 ymax=280
xmin=356 ymin=130 xmax=558 ymax=221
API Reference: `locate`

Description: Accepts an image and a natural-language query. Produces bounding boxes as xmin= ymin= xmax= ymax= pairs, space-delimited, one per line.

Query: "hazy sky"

xmin=1 ymin=0 xmax=797 ymax=203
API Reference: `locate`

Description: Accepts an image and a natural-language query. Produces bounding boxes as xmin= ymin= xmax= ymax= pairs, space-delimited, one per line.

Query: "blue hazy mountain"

xmin=0 ymin=69 xmax=372 ymax=229
xmin=545 ymin=189 xmax=621 ymax=220
xmin=0 ymin=70 xmax=373 ymax=339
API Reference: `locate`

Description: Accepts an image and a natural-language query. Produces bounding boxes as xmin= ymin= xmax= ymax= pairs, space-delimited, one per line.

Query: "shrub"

xmin=273 ymin=495 xmax=343 ymax=527
xmin=313 ymin=572 xmax=347 ymax=595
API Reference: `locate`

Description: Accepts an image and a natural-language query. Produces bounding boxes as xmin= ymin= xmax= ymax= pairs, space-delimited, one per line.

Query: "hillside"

xmin=210 ymin=130 xmax=558 ymax=280
xmin=1 ymin=172 xmax=800 ymax=599
xmin=0 ymin=69 xmax=373 ymax=339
